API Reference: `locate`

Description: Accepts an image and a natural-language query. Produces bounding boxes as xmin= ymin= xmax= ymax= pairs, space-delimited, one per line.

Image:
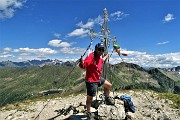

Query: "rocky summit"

xmin=0 ymin=90 xmax=179 ymax=120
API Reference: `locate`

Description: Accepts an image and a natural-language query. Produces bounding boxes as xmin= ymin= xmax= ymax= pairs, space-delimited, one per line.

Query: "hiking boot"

xmin=86 ymin=112 xmax=95 ymax=120
xmin=105 ymin=96 xmax=115 ymax=105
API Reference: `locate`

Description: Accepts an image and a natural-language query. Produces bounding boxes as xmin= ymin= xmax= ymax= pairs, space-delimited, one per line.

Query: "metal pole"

xmin=102 ymin=8 xmax=109 ymax=98
xmin=102 ymin=8 xmax=109 ymax=79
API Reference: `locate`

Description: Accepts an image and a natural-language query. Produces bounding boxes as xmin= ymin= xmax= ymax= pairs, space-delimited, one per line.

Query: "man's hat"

xmin=95 ymin=43 xmax=104 ymax=49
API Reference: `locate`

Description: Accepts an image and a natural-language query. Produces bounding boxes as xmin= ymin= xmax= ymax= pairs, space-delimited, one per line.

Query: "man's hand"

xmin=79 ymin=56 xmax=84 ymax=68
xmin=103 ymin=54 xmax=109 ymax=61
xmin=79 ymin=56 xmax=83 ymax=64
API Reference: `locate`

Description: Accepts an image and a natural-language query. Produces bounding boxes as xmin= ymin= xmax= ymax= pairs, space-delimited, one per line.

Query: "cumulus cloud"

xmin=0 ymin=54 xmax=14 ymax=59
xmin=162 ymin=13 xmax=175 ymax=23
xmin=76 ymin=21 xmax=94 ymax=29
xmin=0 ymin=47 xmax=12 ymax=54
xmin=14 ymin=47 xmax=57 ymax=55
xmin=67 ymin=10 xmax=128 ymax=38
xmin=0 ymin=0 xmax=26 ymax=20
xmin=3 ymin=47 xmax=12 ymax=51
xmin=0 ymin=46 xmax=179 ymax=68
xmin=67 ymin=28 xmax=89 ymax=37
xmin=48 ymin=39 xmax=72 ymax=47
xmin=0 ymin=47 xmax=57 ymax=61
xmin=67 ymin=18 xmax=100 ymax=37
xmin=120 ymin=49 xmax=147 ymax=56
xmin=109 ymin=50 xmax=180 ymax=68
xmin=19 ymin=53 xmax=30 ymax=56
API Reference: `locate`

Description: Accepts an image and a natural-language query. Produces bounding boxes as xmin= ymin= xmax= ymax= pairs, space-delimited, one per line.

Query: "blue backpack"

xmin=116 ymin=95 xmax=135 ymax=113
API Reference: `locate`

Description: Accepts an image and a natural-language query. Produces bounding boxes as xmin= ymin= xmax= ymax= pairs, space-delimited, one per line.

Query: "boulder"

xmin=98 ymin=104 xmax=126 ymax=120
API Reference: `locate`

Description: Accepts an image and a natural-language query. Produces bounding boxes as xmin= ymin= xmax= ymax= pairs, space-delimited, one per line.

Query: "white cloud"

xmin=0 ymin=54 xmax=14 ymax=59
xmin=109 ymin=50 xmax=180 ymax=68
xmin=110 ymin=11 xmax=129 ymax=21
xmin=67 ymin=17 xmax=100 ymax=37
xmin=93 ymin=15 xmax=104 ymax=24
xmin=60 ymin=47 xmax=85 ymax=54
xmin=48 ymin=39 xmax=73 ymax=47
xmin=19 ymin=53 xmax=30 ymax=56
xmin=67 ymin=10 xmax=128 ymax=38
xmin=0 ymin=0 xmax=26 ymax=20
xmin=157 ymin=41 xmax=169 ymax=45
xmin=76 ymin=21 xmax=94 ymax=29
xmin=3 ymin=47 xmax=12 ymax=51
xmin=120 ymin=49 xmax=147 ymax=56
xmin=67 ymin=28 xmax=89 ymax=37
xmin=0 ymin=47 xmax=12 ymax=54
xmin=14 ymin=47 xmax=57 ymax=55
xmin=0 ymin=46 xmax=179 ymax=68
xmin=66 ymin=15 xmax=102 ymax=38
xmin=16 ymin=55 xmax=48 ymax=61
xmin=53 ymin=33 xmax=61 ymax=38
xmin=162 ymin=13 xmax=175 ymax=23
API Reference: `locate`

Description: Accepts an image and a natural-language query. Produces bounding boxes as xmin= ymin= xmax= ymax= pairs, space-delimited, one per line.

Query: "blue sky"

xmin=0 ymin=0 xmax=179 ymax=68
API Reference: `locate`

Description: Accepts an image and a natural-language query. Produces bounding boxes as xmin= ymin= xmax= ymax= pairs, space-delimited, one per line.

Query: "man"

xmin=79 ymin=43 xmax=114 ymax=117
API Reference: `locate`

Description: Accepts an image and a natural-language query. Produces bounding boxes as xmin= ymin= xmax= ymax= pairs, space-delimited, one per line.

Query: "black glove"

xmin=79 ymin=56 xmax=83 ymax=63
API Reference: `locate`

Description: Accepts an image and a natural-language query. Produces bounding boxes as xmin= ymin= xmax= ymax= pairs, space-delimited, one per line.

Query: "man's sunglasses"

xmin=98 ymin=48 xmax=104 ymax=52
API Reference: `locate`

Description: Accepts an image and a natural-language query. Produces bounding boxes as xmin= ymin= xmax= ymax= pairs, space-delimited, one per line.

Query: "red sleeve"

xmin=79 ymin=53 xmax=93 ymax=68
xmin=101 ymin=57 xmax=104 ymax=63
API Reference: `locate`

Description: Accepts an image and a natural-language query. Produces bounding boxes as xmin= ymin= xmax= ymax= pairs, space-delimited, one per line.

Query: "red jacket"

xmin=79 ymin=52 xmax=104 ymax=82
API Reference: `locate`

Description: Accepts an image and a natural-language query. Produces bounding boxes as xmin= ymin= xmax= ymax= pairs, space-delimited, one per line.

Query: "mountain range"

xmin=0 ymin=59 xmax=75 ymax=68
xmin=0 ymin=59 xmax=179 ymax=107
xmin=0 ymin=59 xmax=180 ymax=72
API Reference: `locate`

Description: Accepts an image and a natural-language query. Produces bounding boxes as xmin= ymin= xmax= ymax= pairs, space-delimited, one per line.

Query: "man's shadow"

xmin=48 ymin=100 xmax=103 ymax=120
xmin=66 ymin=114 xmax=87 ymax=120
xmin=48 ymin=113 xmax=87 ymax=120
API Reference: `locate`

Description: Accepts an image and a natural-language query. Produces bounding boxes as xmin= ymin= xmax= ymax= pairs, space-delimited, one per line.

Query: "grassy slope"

xmin=107 ymin=64 xmax=180 ymax=93
xmin=106 ymin=63 xmax=154 ymax=90
xmin=158 ymin=92 xmax=180 ymax=109
xmin=0 ymin=66 xmax=84 ymax=107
